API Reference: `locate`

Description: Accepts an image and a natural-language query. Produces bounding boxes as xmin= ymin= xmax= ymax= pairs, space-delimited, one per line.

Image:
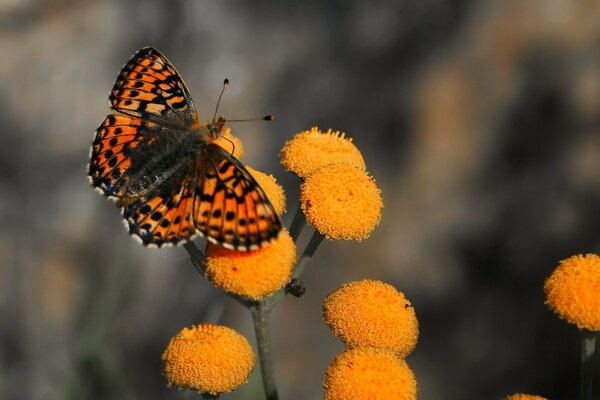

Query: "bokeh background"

xmin=1 ymin=0 xmax=600 ymax=399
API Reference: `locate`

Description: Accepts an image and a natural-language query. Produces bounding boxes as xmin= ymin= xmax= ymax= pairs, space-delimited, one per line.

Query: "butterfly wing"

xmin=122 ymin=167 xmax=198 ymax=247
xmin=109 ymin=47 xmax=198 ymax=121
xmin=121 ymin=144 xmax=283 ymax=249
xmin=90 ymin=47 xmax=198 ymax=200
xmin=193 ymin=143 xmax=283 ymax=250
xmin=88 ymin=114 xmax=152 ymax=198
xmin=92 ymin=47 xmax=281 ymax=249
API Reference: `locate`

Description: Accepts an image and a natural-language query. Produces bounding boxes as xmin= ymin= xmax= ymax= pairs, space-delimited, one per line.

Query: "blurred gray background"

xmin=1 ymin=0 xmax=599 ymax=399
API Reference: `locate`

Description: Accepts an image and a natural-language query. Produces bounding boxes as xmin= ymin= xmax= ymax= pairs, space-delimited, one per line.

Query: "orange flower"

xmin=323 ymin=280 xmax=418 ymax=356
xmin=162 ymin=324 xmax=255 ymax=395
xmin=214 ymin=127 xmax=244 ymax=159
xmin=544 ymin=254 xmax=600 ymax=330
xmin=280 ymin=127 xmax=366 ymax=177
xmin=246 ymin=166 xmax=286 ymax=215
xmin=324 ymin=348 xmax=417 ymax=400
xmin=205 ymin=229 xmax=296 ymax=299
xmin=301 ymin=164 xmax=382 ymax=240
xmin=505 ymin=394 xmax=548 ymax=400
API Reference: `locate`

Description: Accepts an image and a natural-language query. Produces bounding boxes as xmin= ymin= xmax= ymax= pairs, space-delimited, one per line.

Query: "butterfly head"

xmin=206 ymin=116 xmax=227 ymax=140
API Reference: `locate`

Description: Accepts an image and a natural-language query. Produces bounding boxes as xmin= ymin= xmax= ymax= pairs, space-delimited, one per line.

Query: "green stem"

xmin=288 ymin=202 xmax=306 ymax=242
xmin=201 ymin=393 xmax=219 ymax=399
xmin=251 ymin=302 xmax=279 ymax=400
xmin=272 ymin=230 xmax=325 ymax=305
xmin=291 ymin=230 xmax=324 ymax=279
xmin=581 ymin=329 xmax=597 ymax=400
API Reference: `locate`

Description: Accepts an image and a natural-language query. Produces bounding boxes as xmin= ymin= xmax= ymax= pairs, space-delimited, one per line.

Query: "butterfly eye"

xmin=207 ymin=122 xmax=223 ymax=139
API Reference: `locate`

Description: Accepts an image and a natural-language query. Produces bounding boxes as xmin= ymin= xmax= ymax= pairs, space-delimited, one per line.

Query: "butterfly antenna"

xmin=212 ymin=78 xmax=229 ymax=123
xmin=228 ymin=115 xmax=275 ymax=123
xmin=223 ymin=135 xmax=236 ymax=156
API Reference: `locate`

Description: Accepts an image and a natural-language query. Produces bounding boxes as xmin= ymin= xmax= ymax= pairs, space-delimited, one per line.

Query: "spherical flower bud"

xmin=300 ymin=164 xmax=382 ymax=240
xmin=505 ymin=394 xmax=548 ymax=400
xmin=544 ymin=253 xmax=600 ymax=330
xmin=214 ymin=127 xmax=244 ymax=159
xmin=324 ymin=348 xmax=417 ymax=400
xmin=323 ymin=280 xmax=418 ymax=356
xmin=162 ymin=324 xmax=255 ymax=395
xmin=246 ymin=166 xmax=286 ymax=215
xmin=280 ymin=127 xmax=366 ymax=177
xmin=205 ymin=229 xmax=296 ymax=300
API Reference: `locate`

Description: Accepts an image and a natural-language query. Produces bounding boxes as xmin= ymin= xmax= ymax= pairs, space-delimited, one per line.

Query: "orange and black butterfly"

xmin=88 ymin=47 xmax=282 ymax=249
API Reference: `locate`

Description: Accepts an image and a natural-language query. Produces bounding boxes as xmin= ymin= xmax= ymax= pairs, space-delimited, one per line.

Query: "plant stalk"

xmin=251 ymin=301 xmax=279 ymax=400
xmin=581 ymin=329 xmax=597 ymax=400
xmin=288 ymin=202 xmax=306 ymax=241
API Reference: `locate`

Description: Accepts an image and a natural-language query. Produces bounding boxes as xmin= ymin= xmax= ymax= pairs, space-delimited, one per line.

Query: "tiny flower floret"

xmin=544 ymin=253 xmax=600 ymax=330
xmin=324 ymin=348 xmax=417 ymax=400
xmin=162 ymin=324 xmax=255 ymax=395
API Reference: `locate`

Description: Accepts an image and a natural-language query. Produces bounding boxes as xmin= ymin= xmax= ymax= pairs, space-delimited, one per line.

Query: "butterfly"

xmin=88 ymin=47 xmax=282 ymax=250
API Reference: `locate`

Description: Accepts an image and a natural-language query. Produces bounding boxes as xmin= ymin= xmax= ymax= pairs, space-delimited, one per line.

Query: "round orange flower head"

xmin=324 ymin=348 xmax=417 ymax=400
xmin=205 ymin=229 xmax=296 ymax=300
xmin=300 ymin=164 xmax=383 ymax=240
xmin=162 ymin=324 xmax=255 ymax=395
xmin=246 ymin=166 xmax=286 ymax=215
xmin=323 ymin=280 xmax=418 ymax=356
xmin=505 ymin=394 xmax=548 ymax=400
xmin=213 ymin=127 xmax=244 ymax=159
xmin=544 ymin=253 xmax=600 ymax=330
xmin=280 ymin=127 xmax=366 ymax=177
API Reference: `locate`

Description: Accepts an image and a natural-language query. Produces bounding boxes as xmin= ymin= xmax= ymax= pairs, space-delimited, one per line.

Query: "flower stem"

xmin=201 ymin=393 xmax=219 ymax=399
xmin=288 ymin=202 xmax=306 ymax=241
xmin=581 ymin=329 xmax=597 ymax=400
xmin=251 ymin=301 xmax=279 ymax=400
xmin=291 ymin=230 xmax=324 ymax=280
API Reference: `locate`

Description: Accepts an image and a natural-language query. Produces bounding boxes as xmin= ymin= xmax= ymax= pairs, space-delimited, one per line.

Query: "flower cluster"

xmin=504 ymin=395 xmax=548 ymax=400
xmin=544 ymin=253 xmax=600 ymax=331
xmin=322 ymin=280 xmax=418 ymax=400
xmin=281 ymin=127 xmax=383 ymax=241
xmin=162 ymin=324 xmax=255 ymax=395
xmin=161 ymin=126 xmax=388 ymax=397
xmin=206 ymin=229 xmax=296 ymax=299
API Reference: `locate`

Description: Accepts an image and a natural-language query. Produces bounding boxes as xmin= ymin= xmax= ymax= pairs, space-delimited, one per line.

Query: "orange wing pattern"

xmin=90 ymin=47 xmax=282 ymax=249
xmin=110 ymin=47 xmax=197 ymax=119
xmin=193 ymin=144 xmax=282 ymax=250
xmin=88 ymin=114 xmax=148 ymax=198
xmin=122 ymin=169 xmax=198 ymax=246
xmin=122 ymin=144 xmax=282 ymax=249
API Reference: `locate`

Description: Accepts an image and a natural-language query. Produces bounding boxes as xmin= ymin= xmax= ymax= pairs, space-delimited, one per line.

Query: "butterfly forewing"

xmin=90 ymin=47 xmax=282 ymax=249
xmin=110 ymin=47 xmax=198 ymax=120
xmin=88 ymin=114 xmax=148 ymax=198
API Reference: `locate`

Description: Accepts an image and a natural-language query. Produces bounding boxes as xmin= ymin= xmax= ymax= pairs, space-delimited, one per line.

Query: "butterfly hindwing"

xmin=122 ymin=168 xmax=198 ymax=247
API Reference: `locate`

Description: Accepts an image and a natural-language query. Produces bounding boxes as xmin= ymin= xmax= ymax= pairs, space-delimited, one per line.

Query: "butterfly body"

xmin=88 ymin=47 xmax=282 ymax=249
